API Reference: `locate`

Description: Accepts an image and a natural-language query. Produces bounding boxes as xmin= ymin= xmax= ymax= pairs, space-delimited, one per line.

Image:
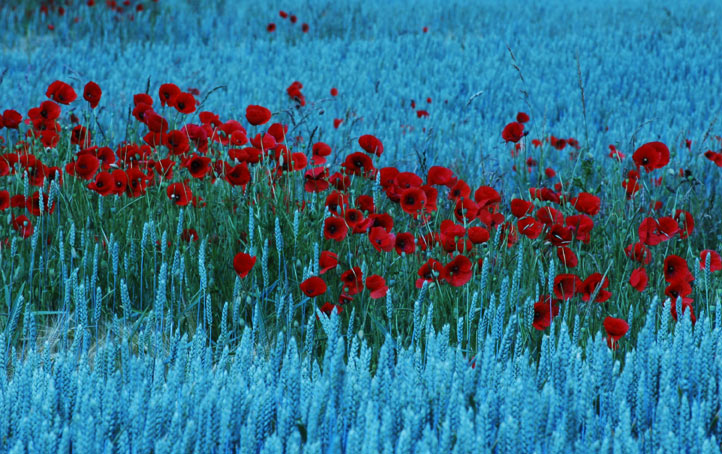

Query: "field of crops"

xmin=1 ymin=0 xmax=722 ymax=453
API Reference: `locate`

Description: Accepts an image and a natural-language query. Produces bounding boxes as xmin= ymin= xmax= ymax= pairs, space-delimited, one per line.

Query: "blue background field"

xmin=2 ymin=0 xmax=721 ymax=185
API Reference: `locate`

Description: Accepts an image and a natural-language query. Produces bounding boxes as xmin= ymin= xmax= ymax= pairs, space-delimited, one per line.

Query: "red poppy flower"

xmin=69 ymin=154 xmax=100 ymax=180
xmin=547 ymin=223 xmax=575 ymax=246
xmin=700 ymin=250 xmax=722 ymax=272
xmin=181 ymin=228 xmax=199 ymax=242
xmin=342 ymin=152 xmax=375 ymax=177
xmin=535 ymin=206 xmax=563 ymax=226
xmin=448 ymin=180 xmax=471 ymax=202
xmin=70 ymin=125 xmax=92 ymax=147
xmin=529 ymin=187 xmax=561 ymax=204
xmin=416 ymin=258 xmax=442 ymax=288
xmin=159 ymin=83 xmax=181 ymax=107
xmin=517 ymin=217 xmax=543 ymax=240
xmin=300 ymin=276 xmax=327 ymax=297
xmin=516 ymin=112 xmax=530 ymax=123
xmin=246 ymin=105 xmax=272 ymax=126
xmin=164 ymin=130 xmax=190 ymax=156
xmin=46 ymin=80 xmax=77 ymax=105
xmin=133 ymin=93 xmax=153 ymax=106
xmin=325 ymin=191 xmax=349 ymax=214
xmin=233 ymin=252 xmax=256 ymax=278
xmin=166 ymin=182 xmax=193 ymax=206
xmin=301 ymin=23 xmax=309 ymax=33
xmin=226 ymin=163 xmax=251 ymax=187
xmin=400 ymin=187 xmax=426 ymax=216
xmin=359 ymin=134 xmax=383 ymax=156
xmin=330 ymin=87 xmax=338 ymax=96
xmin=442 ymin=255 xmax=473 ymax=287
xmin=467 ymin=226 xmax=490 ymax=244
xmin=2 ymin=110 xmax=22 ymax=129
xmin=663 ymin=255 xmax=693 ymax=283
xmin=352 ymin=196 xmax=372 ymax=215
xmin=29 ymin=100 xmax=61 ymax=121
xmin=654 ymin=216 xmax=677 ymax=239
xmin=11 ymin=215 xmax=34 ymax=238
xmin=87 ymin=171 xmax=114 ymax=196
xmin=440 ymin=219 xmax=465 ymax=242
xmin=368 ymin=227 xmax=395 ymax=253
xmin=366 ymin=275 xmax=388 ymax=299
xmin=549 ymin=136 xmax=567 ymax=150
xmin=311 ymin=142 xmax=332 ymax=165
xmin=25 ymin=191 xmax=54 ymax=216
xmin=638 ymin=217 xmax=665 ymax=246
xmin=510 ymin=198 xmax=534 ymax=218
xmin=473 ymin=186 xmax=501 ymax=211
xmin=303 ymin=167 xmax=330 ymax=193
xmin=501 ymin=122 xmax=524 ymax=143
xmin=391 ymin=232 xmax=414 ymax=256
xmin=328 ymin=172 xmax=350 ymax=191
xmin=608 ymin=144 xmax=625 ymax=160
xmin=183 ymin=155 xmax=212 ymax=179
xmin=629 ymin=267 xmax=648 ymax=292
xmin=625 ymin=242 xmax=652 ymax=265
xmin=621 ymin=170 xmax=641 ymax=198
xmin=580 ymin=273 xmax=611 ymax=302
xmin=556 ymin=246 xmax=578 ymax=268
xmin=83 ymin=81 xmax=102 ymax=108
xmin=333 ymin=118 xmax=343 ymax=128
xmin=633 ymin=141 xmax=669 ymax=172
xmin=533 ymin=295 xmax=559 ymax=330
xmin=669 ymin=299 xmax=696 ymax=324
xmin=173 ymin=92 xmax=197 ymax=114
xmin=317 ymin=302 xmax=342 ymax=319
xmin=279 ymin=10 xmax=288 ymax=18
xmin=286 ymin=81 xmax=306 ymax=106
xmin=318 ymin=251 xmax=338 ymax=274
xmin=107 ymin=169 xmax=126 ymax=195
xmin=570 ymin=192 xmax=600 ymax=216
xmin=674 ymin=209 xmax=694 ymax=239
xmin=553 ymin=274 xmax=582 ymax=300
xmin=10 ymin=195 xmax=25 ymax=209
xmin=341 ymin=267 xmax=363 ymax=295
xmin=0 ymin=190 xmax=9 ymax=210
xmin=340 ymin=208 xmax=361 ymax=227
xmin=143 ymin=110 xmax=169 ymax=134
xmin=229 ymin=130 xmax=248 ymax=147
xmin=603 ymin=317 xmax=629 ymax=350
xmin=131 ymin=102 xmax=153 ymax=123
xmin=704 ymin=150 xmax=722 ymax=166
xmin=324 ymin=216 xmax=348 ymax=242
xmin=665 ymin=278 xmax=693 ymax=303
xmin=427 ymin=166 xmax=457 ymax=187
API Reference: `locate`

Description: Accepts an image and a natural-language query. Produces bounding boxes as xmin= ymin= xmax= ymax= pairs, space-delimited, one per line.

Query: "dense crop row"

xmin=2 ymin=299 xmax=721 ymax=454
